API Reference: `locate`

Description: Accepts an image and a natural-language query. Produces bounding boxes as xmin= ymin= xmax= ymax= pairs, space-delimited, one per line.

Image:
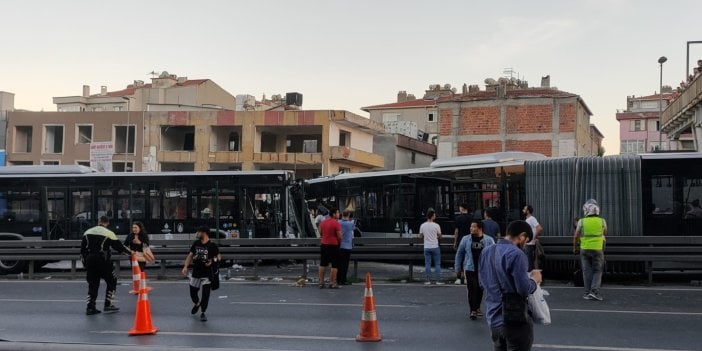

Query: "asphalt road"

xmin=0 ymin=277 xmax=700 ymax=351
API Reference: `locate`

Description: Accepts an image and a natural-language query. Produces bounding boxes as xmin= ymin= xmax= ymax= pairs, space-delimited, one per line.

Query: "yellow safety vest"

xmin=580 ymin=217 xmax=604 ymax=250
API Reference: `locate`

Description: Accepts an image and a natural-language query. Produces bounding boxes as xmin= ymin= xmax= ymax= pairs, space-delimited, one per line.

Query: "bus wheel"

xmin=0 ymin=260 xmax=27 ymax=274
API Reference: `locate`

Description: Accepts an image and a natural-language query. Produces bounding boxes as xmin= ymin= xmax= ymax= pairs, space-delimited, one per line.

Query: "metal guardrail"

xmin=0 ymin=237 xmax=457 ymax=280
xmin=539 ymin=236 xmax=702 ymax=283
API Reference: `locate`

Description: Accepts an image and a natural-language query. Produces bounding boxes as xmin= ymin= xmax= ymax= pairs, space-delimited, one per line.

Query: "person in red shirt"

xmin=318 ymin=207 xmax=342 ymax=289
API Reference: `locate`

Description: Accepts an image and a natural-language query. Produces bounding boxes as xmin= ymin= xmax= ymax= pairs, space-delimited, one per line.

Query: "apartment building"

xmin=52 ymin=71 xmax=236 ymax=112
xmin=5 ymin=109 xmax=385 ymax=177
xmin=366 ymin=77 xmax=599 ymax=158
xmin=617 ymin=91 xmax=683 ymax=154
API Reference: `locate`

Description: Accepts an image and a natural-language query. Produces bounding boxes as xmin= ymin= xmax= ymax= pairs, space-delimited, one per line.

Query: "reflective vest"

xmin=580 ymin=217 xmax=605 ymax=250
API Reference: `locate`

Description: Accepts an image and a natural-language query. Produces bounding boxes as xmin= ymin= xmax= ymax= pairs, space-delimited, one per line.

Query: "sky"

xmin=1 ymin=0 xmax=701 ymax=155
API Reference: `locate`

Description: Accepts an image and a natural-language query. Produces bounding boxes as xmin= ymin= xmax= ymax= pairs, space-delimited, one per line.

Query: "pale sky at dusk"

xmin=1 ymin=0 xmax=700 ymax=155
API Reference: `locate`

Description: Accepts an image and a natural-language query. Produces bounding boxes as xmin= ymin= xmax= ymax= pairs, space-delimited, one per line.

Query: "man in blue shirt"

xmin=479 ymin=220 xmax=542 ymax=351
xmin=482 ymin=207 xmax=501 ymax=239
xmin=338 ymin=210 xmax=355 ymax=285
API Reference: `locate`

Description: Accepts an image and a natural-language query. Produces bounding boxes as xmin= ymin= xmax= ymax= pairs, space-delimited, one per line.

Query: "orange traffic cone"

xmin=356 ymin=272 xmax=381 ymax=342
xmin=129 ymin=253 xmax=141 ymax=295
xmin=128 ymin=272 xmax=158 ymax=336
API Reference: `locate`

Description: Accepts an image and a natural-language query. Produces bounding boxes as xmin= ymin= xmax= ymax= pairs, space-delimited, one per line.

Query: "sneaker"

xmin=191 ymin=303 xmax=200 ymax=315
xmin=424 ymin=281 xmax=432 ymax=285
xmin=318 ymin=283 xmax=325 ymax=289
xmin=435 ymin=281 xmax=445 ymax=285
xmin=583 ymin=293 xmax=594 ymax=300
xmin=588 ymin=292 xmax=603 ymax=301
xmin=476 ymin=309 xmax=483 ymax=317
xmin=328 ymin=284 xmax=340 ymax=289
xmin=469 ymin=311 xmax=478 ymax=320
xmin=103 ymin=305 xmax=120 ymax=313
xmin=86 ymin=308 xmax=101 ymax=315
xmin=200 ymin=312 xmax=207 ymax=322
xmin=454 ymin=278 xmax=462 ymax=285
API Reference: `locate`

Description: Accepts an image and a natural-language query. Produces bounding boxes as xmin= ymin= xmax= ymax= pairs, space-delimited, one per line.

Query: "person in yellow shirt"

xmin=573 ymin=199 xmax=607 ymax=301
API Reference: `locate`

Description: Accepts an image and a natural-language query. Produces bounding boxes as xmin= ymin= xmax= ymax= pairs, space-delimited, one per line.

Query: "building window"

xmin=339 ymin=131 xmax=350 ymax=147
xmin=114 ymin=106 xmax=122 ymax=111
xmin=76 ymin=161 xmax=91 ymax=167
xmin=427 ymin=113 xmax=435 ymax=122
xmin=42 ymin=160 xmax=60 ymax=165
xmin=112 ymin=161 xmax=134 ymax=172
xmin=114 ymin=125 xmax=136 ymax=154
xmin=76 ymin=125 xmax=93 ymax=144
xmin=43 ymin=125 xmax=64 ymax=154
xmin=620 ymin=140 xmax=645 ymax=154
xmin=411 ymin=152 xmax=416 ymax=164
xmin=382 ymin=113 xmax=400 ymax=123
xmin=629 ymin=120 xmax=645 ymax=132
xmin=14 ymin=126 xmax=32 ymax=153
xmin=10 ymin=161 xmax=32 ymax=165
xmin=228 ymin=132 xmax=239 ymax=151
xmin=93 ymin=107 xmax=104 ymax=112
xmin=339 ymin=167 xmax=351 ymax=174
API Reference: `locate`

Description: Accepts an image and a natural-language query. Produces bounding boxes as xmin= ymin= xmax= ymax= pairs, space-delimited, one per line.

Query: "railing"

xmin=539 ymin=236 xmax=702 ymax=283
xmin=252 ymin=152 xmax=322 ymax=165
xmin=329 ymin=146 xmax=384 ymax=168
xmin=0 ymin=237 xmax=455 ymax=280
xmin=662 ymin=74 xmax=702 ymax=128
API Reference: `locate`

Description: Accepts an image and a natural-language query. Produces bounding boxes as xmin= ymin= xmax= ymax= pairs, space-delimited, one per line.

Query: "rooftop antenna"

xmin=503 ymin=67 xmax=516 ymax=79
xmin=148 ymin=70 xmax=159 ymax=78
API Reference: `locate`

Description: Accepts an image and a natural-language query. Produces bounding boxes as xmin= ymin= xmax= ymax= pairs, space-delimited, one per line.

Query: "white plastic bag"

xmin=528 ymin=285 xmax=551 ymax=325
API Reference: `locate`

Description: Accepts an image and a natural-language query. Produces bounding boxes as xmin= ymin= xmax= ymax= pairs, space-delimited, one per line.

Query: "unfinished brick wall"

xmin=457 ymin=140 xmax=502 ymax=156
xmin=559 ymin=103 xmax=575 ymax=132
xmin=459 ymin=107 xmax=500 ymax=135
xmin=506 ymin=105 xmax=552 ymax=134
xmin=505 ymin=139 xmax=552 ymax=156
xmin=439 ymin=108 xmax=453 ymax=135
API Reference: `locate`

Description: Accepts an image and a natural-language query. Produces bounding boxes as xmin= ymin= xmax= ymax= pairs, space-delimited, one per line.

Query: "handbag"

xmin=142 ymin=245 xmax=155 ymax=263
xmin=528 ymin=285 xmax=551 ymax=325
xmin=210 ymin=260 xmax=220 ymax=291
xmin=491 ymin=245 xmax=529 ymax=325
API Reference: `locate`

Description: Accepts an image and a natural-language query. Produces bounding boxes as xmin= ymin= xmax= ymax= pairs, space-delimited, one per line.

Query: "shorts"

xmin=189 ymin=276 xmax=211 ymax=288
xmin=320 ymin=244 xmax=340 ymax=268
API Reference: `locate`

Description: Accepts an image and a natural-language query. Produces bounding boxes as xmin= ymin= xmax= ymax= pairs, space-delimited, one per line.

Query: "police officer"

xmin=80 ymin=215 xmax=132 ymax=315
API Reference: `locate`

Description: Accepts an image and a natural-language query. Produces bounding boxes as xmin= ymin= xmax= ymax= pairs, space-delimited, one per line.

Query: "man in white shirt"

xmin=522 ymin=205 xmax=543 ymax=271
xmin=420 ymin=209 xmax=443 ymax=285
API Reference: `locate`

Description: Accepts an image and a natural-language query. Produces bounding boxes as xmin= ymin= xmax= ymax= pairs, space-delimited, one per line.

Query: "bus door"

xmin=44 ymin=187 xmax=68 ymax=240
xmin=452 ymin=182 xmax=500 ymax=220
xmin=68 ymin=187 xmax=93 ymax=239
xmin=415 ymin=177 xmax=451 ymax=233
xmin=382 ymin=182 xmax=415 ymax=235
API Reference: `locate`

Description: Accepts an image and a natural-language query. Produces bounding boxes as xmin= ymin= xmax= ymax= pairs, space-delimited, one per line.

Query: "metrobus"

xmin=305 ymin=152 xmax=702 ymax=239
xmin=0 ymin=166 xmax=305 ymax=273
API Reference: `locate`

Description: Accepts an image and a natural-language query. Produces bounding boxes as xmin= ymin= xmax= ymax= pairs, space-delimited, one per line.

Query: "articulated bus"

xmin=0 ymin=166 xmax=305 ymax=273
xmin=305 ymin=152 xmax=702 ymax=240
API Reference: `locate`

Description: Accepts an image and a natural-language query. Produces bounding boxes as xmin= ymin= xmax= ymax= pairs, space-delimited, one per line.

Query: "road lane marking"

xmin=551 ymin=308 xmax=702 ymax=316
xmin=0 ymin=299 xmax=83 ymax=303
xmin=230 ymin=301 xmax=416 ymax=308
xmin=535 ymin=344 xmax=694 ymax=351
xmin=95 ymin=330 xmax=366 ymax=342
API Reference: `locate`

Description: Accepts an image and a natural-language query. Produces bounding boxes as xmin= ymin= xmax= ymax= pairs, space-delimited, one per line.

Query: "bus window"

xmin=4 ymin=189 xmax=40 ymax=222
xmin=97 ymin=189 xmax=114 ymax=219
xmin=366 ymin=191 xmax=379 ymax=217
xmin=651 ymin=175 xmax=674 ymax=214
xmin=150 ymin=186 xmax=161 ymax=219
xmin=683 ymin=177 xmax=702 ymax=218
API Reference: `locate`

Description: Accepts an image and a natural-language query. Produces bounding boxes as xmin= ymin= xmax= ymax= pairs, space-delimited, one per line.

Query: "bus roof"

xmin=0 ymin=167 xmax=293 ymax=179
xmin=640 ymin=152 xmax=702 ymax=160
xmin=307 ymin=158 xmax=528 ymax=183
xmin=430 ymin=151 xmax=546 ymax=168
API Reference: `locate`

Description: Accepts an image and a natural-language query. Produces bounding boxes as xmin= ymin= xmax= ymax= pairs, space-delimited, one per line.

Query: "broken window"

xmin=14 ymin=126 xmax=32 ymax=153
xmin=77 ymin=125 xmax=93 ymax=144
xmin=114 ymin=125 xmax=136 ymax=154
xmin=44 ymin=125 xmax=64 ymax=154
xmin=210 ymin=127 xmax=241 ymax=151
xmin=260 ymin=132 xmax=277 ymax=152
xmin=161 ymin=126 xmax=195 ymax=151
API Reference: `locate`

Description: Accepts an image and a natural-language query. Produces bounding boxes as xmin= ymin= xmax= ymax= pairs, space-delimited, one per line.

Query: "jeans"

xmin=580 ymin=249 xmax=604 ymax=293
xmin=424 ymin=247 xmax=441 ymax=282
xmin=491 ymin=322 xmax=534 ymax=351
xmin=465 ymin=270 xmax=483 ymax=312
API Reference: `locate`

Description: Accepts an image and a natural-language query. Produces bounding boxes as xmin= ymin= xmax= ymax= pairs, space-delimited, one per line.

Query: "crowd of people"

xmin=677 ymin=59 xmax=702 ymax=92
xmin=80 ymin=197 xmax=609 ymax=350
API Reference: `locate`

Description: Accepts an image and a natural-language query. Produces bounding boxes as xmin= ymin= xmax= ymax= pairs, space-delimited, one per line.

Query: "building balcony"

xmin=329 ymin=146 xmax=384 ymax=168
xmin=661 ymin=75 xmax=702 ymax=138
xmin=252 ymin=152 xmax=322 ymax=165
xmin=158 ymin=150 xmax=196 ymax=163
xmin=208 ymin=151 xmax=243 ymax=163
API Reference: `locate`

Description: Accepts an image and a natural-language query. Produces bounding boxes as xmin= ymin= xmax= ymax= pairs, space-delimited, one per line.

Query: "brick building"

xmin=366 ymin=78 xmax=599 ymax=158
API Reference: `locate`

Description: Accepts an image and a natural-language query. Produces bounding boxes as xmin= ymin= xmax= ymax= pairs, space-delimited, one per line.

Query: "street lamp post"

xmin=658 ymin=56 xmax=667 ymax=152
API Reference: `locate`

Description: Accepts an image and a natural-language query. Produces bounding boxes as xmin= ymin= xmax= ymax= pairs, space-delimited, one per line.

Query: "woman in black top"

xmin=124 ymin=221 xmax=150 ymax=270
